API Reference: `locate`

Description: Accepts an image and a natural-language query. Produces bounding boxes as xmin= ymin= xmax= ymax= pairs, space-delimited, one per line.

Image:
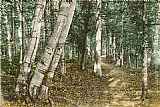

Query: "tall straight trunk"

xmin=94 ymin=0 xmax=102 ymax=77
xmin=141 ymin=36 xmax=148 ymax=100
xmin=151 ymin=2 xmax=160 ymax=70
xmin=120 ymin=47 xmax=124 ymax=66
xmin=78 ymin=1 xmax=91 ymax=71
xmin=141 ymin=2 xmax=148 ymax=100
xmin=29 ymin=0 xmax=76 ymax=100
xmin=128 ymin=53 xmax=131 ymax=67
xmin=16 ymin=0 xmax=25 ymax=64
xmin=120 ymin=14 xmax=124 ymax=66
xmin=11 ymin=1 xmax=17 ymax=56
xmin=79 ymin=49 xmax=85 ymax=70
xmin=113 ymin=36 xmax=116 ymax=61
xmin=106 ymin=36 xmax=108 ymax=57
xmin=127 ymin=41 xmax=132 ymax=68
xmin=3 ymin=10 xmax=12 ymax=63
xmin=16 ymin=0 xmax=46 ymax=96
xmin=152 ymin=2 xmax=160 ymax=92
xmin=109 ymin=30 xmax=112 ymax=56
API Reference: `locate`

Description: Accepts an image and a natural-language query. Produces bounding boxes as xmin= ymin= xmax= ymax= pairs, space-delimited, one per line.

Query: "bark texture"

xmin=112 ymin=36 xmax=116 ymax=61
xmin=141 ymin=2 xmax=148 ymax=100
xmin=16 ymin=0 xmax=25 ymax=64
xmin=109 ymin=30 xmax=112 ymax=56
xmin=29 ymin=0 xmax=76 ymax=100
xmin=94 ymin=0 xmax=102 ymax=77
xmin=151 ymin=2 xmax=160 ymax=69
xmin=3 ymin=8 xmax=12 ymax=63
xmin=16 ymin=0 xmax=46 ymax=97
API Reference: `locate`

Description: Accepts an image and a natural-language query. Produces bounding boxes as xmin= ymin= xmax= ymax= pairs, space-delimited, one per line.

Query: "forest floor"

xmin=1 ymin=61 xmax=160 ymax=107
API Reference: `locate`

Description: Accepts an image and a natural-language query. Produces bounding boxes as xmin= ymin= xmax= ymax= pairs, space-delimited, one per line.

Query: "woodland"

xmin=1 ymin=0 xmax=160 ymax=107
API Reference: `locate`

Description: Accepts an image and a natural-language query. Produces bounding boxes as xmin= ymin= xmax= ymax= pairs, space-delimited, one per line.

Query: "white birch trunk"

xmin=151 ymin=2 xmax=160 ymax=68
xmin=113 ymin=36 xmax=116 ymax=61
xmin=94 ymin=0 xmax=102 ymax=77
xmin=128 ymin=54 xmax=131 ymax=67
xmin=3 ymin=10 xmax=12 ymax=63
xmin=29 ymin=0 xmax=76 ymax=99
xmin=16 ymin=1 xmax=25 ymax=64
xmin=141 ymin=38 xmax=148 ymax=100
xmin=109 ymin=30 xmax=112 ymax=56
xmin=152 ymin=2 xmax=160 ymax=93
xmin=120 ymin=47 xmax=124 ymax=66
xmin=141 ymin=3 xmax=148 ymax=100
xmin=16 ymin=0 xmax=46 ymax=96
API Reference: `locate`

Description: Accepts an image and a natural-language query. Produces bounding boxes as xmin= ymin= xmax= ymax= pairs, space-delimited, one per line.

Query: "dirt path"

xmin=2 ymin=62 xmax=160 ymax=107
xmin=102 ymin=63 xmax=140 ymax=107
xmin=99 ymin=63 xmax=160 ymax=107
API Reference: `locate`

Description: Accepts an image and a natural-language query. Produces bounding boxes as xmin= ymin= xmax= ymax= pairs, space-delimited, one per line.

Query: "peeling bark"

xmin=16 ymin=0 xmax=46 ymax=97
xmin=29 ymin=0 xmax=76 ymax=100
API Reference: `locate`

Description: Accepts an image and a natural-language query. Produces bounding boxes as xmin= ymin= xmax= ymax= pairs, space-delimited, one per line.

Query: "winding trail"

xmin=100 ymin=63 xmax=141 ymax=107
xmin=77 ymin=62 xmax=158 ymax=107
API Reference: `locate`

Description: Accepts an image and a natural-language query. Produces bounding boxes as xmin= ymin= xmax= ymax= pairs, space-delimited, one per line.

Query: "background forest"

xmin=1 ymin=0 xmax=160 ymax=107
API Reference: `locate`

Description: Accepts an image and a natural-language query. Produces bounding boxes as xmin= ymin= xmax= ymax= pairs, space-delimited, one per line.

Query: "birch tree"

xmin=78 ymin=1 xmax=92 ymax=71
xmin=16 ymin=0 xmax=46 ymax=96
xmin=151 ymin=1 xmax=160 ymax=93
xmin=151 ymin=2 xmax=160 ymax=70
xmin=108 ymin=30 xmax=112 ymax=56
xmin=112 ymin=36 xmax=116 ymax=61
xmin=94 ymin=0 xmax=102 ymax=77
xmin=3 ymin=7 xmax=12 ymax=63
xmin=141 ymin=2 xmax=148 ymax=100
xmin=16 ymin=0 xmax=25 ymax=64
xmin=29 ymin=0 xmax=76 ymax=100
xmin=120 ymin=14 xmax=124 ymax=66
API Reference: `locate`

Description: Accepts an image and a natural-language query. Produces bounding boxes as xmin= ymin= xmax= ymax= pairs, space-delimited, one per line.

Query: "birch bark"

xmin=29 ymin=0 xmax=76 ymax=100
xmin=16 ymin=0 xmax=46 ymax=97
xmin=109 ymin=30 xmax=112 ymax=56
xmin=113 ymin=36 xmax=116 ymax=61
xmin=152 ymin=1 xmax=160 ymax=93
xmin=151 ymin=2 xmax=160 ymax=69
xmin=141 ymin=2 xmax=148 ymax=100
xmin=3 ymin=8 xmax=12 ymax=63
xmin=16 ymin=0 xmax=25 ymax=64
xmin=94 ymin=0 xmax=102 ymax=77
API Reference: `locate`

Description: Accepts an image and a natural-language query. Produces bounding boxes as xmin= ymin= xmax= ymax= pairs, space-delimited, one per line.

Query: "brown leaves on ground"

xmin=1 ymin=63 xmax=160 ymax=107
